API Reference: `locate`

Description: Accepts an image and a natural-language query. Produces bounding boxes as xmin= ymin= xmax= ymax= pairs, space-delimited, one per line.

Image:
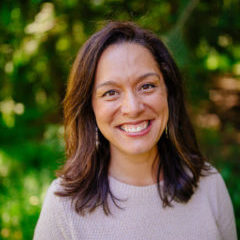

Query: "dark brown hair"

xmin=56 ymin=21 xmax=211 ymax=215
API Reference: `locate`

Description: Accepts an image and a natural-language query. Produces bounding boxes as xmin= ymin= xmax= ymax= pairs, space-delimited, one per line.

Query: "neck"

xmin=108 ymin=146 xmax=161 ymax=186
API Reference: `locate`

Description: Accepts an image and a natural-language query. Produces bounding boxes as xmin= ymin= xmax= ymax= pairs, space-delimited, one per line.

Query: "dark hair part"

xmin=56 ymin=21 xmax=211 ymax=215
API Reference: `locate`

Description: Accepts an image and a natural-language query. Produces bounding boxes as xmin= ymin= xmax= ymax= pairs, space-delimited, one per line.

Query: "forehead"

xmin=94 ymin=42 xmax=161 ymax=83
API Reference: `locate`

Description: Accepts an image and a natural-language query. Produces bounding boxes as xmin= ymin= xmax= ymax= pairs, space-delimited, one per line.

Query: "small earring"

xmin=165 ymin=125 xmax=168 ymax=138
xmin=96 ymin=126 xmax=99 ymax=148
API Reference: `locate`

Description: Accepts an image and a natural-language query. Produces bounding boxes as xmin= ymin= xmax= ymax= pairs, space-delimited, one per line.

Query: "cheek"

xmin=159 ymin=103 xmax=169 ymax=120
xmin=93 ymin=101 xmax=116 ymax=125
xmin=147 ymin=94 xmax=168 ymax=115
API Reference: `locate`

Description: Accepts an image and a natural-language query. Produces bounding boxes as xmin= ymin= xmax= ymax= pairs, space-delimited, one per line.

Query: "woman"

xmin=34 ymin=21 xmax=237 ymax=240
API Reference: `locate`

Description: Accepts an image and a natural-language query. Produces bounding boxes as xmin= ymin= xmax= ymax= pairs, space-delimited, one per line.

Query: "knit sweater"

xmin=34 ymin=168 xmax=237 ymax=240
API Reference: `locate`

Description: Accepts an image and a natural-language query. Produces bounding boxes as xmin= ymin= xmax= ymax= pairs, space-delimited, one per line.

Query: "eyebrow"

xmin=96 ymin=72 xmax=161 ymax=90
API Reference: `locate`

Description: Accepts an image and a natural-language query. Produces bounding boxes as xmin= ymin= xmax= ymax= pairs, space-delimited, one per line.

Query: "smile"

xmin=118 ymin=120 xmax=151 ymax=135
xmin=120 ymin=121 xmax=149 ymax=133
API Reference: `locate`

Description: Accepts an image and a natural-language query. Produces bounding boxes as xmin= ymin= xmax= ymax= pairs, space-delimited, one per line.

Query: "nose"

xmin=121 ymin=91 xmax=144 ymax=117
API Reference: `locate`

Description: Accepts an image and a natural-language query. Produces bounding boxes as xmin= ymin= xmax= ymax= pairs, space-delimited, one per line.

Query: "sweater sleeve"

xmin=33 ymin=179 xmax=72 ymax=240
xmin=214 ymin=172 xmax=238 ymax=240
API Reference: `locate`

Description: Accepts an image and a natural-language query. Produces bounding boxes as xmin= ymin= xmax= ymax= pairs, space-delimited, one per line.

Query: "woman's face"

xmin=92 ymin=43 xmax=169 ymax=157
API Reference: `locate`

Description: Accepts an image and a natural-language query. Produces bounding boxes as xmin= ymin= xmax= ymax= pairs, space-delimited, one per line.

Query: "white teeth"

xmin=120 ymin=121 xmax=149 ymax=133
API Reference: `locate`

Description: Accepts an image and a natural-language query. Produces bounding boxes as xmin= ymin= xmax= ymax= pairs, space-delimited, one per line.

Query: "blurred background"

xmin=0 ymin=0 xmax=239 ymax=239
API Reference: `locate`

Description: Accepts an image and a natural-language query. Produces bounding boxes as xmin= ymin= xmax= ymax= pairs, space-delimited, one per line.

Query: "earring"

xmin=96 ymin=126 xmax=99 ymax=148
xmin=165 ymin=125 xmax=168 ymax=138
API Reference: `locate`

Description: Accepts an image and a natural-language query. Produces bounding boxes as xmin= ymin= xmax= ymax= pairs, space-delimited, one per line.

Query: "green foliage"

xmin=0 ymin=0 xmax=239 ymax=239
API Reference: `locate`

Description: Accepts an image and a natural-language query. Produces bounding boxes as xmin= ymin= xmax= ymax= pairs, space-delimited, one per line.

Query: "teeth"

xmin=120 ymin=121 xmax=149 ymax=133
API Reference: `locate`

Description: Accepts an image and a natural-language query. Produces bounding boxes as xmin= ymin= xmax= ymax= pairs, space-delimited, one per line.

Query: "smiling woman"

xmin=33 ymin=21 xmax=237 ymax=240
xmin=92 ymin=43 xmax=169 ymax=166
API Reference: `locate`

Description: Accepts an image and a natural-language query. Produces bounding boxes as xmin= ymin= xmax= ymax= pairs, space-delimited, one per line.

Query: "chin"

xmin=119 ymin=143 xmax=158 ymax=156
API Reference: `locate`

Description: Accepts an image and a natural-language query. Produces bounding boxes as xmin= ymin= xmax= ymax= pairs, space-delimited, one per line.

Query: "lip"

xmin=117 ymin=120 xmax=153 ymax=137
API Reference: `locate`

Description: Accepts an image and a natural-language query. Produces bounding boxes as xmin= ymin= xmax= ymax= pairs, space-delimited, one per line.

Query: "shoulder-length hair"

xmin=56 ymin=21 xmax=210 ymax=215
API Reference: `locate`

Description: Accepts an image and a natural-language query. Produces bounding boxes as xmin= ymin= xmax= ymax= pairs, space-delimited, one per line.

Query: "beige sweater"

xmin=34 ymin=169 xmax=237 ymax=240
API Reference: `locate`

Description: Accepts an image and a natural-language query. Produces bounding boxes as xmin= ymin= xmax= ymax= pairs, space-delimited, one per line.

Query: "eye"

xmin=102 ymin=90 xmax=118 ymax=97
xmin=141 ymin=83 xmax=156 ymax=90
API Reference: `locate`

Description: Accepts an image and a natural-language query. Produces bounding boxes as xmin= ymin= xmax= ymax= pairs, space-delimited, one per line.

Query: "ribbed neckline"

xmin=108 ymin=175 xmax=163 ymax=197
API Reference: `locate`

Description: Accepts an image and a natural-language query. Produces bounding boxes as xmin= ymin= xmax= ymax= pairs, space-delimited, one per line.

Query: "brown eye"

xmin=103 ymin=90 xmax=117 ymax=97
xmin=141 ymin=83 xmax=156 ymax=90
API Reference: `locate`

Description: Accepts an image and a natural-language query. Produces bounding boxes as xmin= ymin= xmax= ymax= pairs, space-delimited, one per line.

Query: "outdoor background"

xmin=0 ymin=0 xmax=239 ymax=239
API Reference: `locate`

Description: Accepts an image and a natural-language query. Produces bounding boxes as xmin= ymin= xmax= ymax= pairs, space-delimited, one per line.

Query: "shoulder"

xmin=197 ymin=163 xmax=234 ymax=220
xmin=193 ymin=163 xmax=229 ymax=215
xmin=47 ymin=177 xmax=64 ymax=192
xmin=34 ymin=178 xmax=73 ymax=239
xmin=199 ymin=163 xmax=226 ymax=191
xmin=198 ymin=165 xmax=237 ymax=239
xmin=36 ymin=177 xmax=76 ymax=227
xmin=42 ymin=178 xmax=72 ymax=211
xmin=198 ymin=163 xmax=227 ymax=198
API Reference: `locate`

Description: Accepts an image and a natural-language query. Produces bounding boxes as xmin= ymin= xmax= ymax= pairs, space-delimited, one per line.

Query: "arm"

xmin=215 ymin=173 xmax=238 ymax=240
xmin=33 ymin=179 xmax=72 ymax=240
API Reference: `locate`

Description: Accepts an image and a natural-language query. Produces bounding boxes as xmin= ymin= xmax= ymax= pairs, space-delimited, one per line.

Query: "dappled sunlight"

xmin=196 ymin=39 xmax=210 ymax=58
xmin=24 ymin=175 xmax=41 ymax=194
xmin=0 ymin=148 xmax=54 ymax=239
xmin=196 ymin=113 xmax=221 ymax=129
xmin=25 ymin=3 xmax=55 ymax=35
xmin=23 ymin=39 xmax=39 ymax=55
xmin=218 ymin=34 xmax=232 ymax=47
xmin=10 ymin=3 xmax=56 ymax=68
xmin=210 ymin=90 xmax=239 ymax=109
xmin=233 ymin=63 xmax=240 ymax=76
xmin=1 ymin=228 xmax=23 ymax=239
xmin=4 ymin=61 xmax=13 ymax=74
xmin=1 ymin=228 xmax=10 ymax=239
xmin=0 ymin=98 xmax=24 ymax=128
xmin=206 ymin=51 xmax=219 ymax=70
xmin=35 ymin=89 xmax=47 ymax=105
xmin=43 ymin=124 xmax=64 ymax=140
xmin=0 ymin=151 xmax=10 ymax=177
xmin=205 ymin=50 xmax=231 ymax=71
xmin=73 ymin=22 xmax=86 ymax=44
xmin=56 ymin=36 xmax=71 ymax=51
xmin=215 ymin=76 xmax=240 ymax=91
xmin=29 ymin=196 xmax=40 ymax=206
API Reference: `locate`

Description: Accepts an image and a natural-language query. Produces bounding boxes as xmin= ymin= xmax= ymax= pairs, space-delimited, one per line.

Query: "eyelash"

xmin=141 ymin=83 xmax=156 ymax=90
xmin=102 ymin=83 xmax=156 ymax=98
xmin=102 ymin=90 xmax=118 ymax=97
